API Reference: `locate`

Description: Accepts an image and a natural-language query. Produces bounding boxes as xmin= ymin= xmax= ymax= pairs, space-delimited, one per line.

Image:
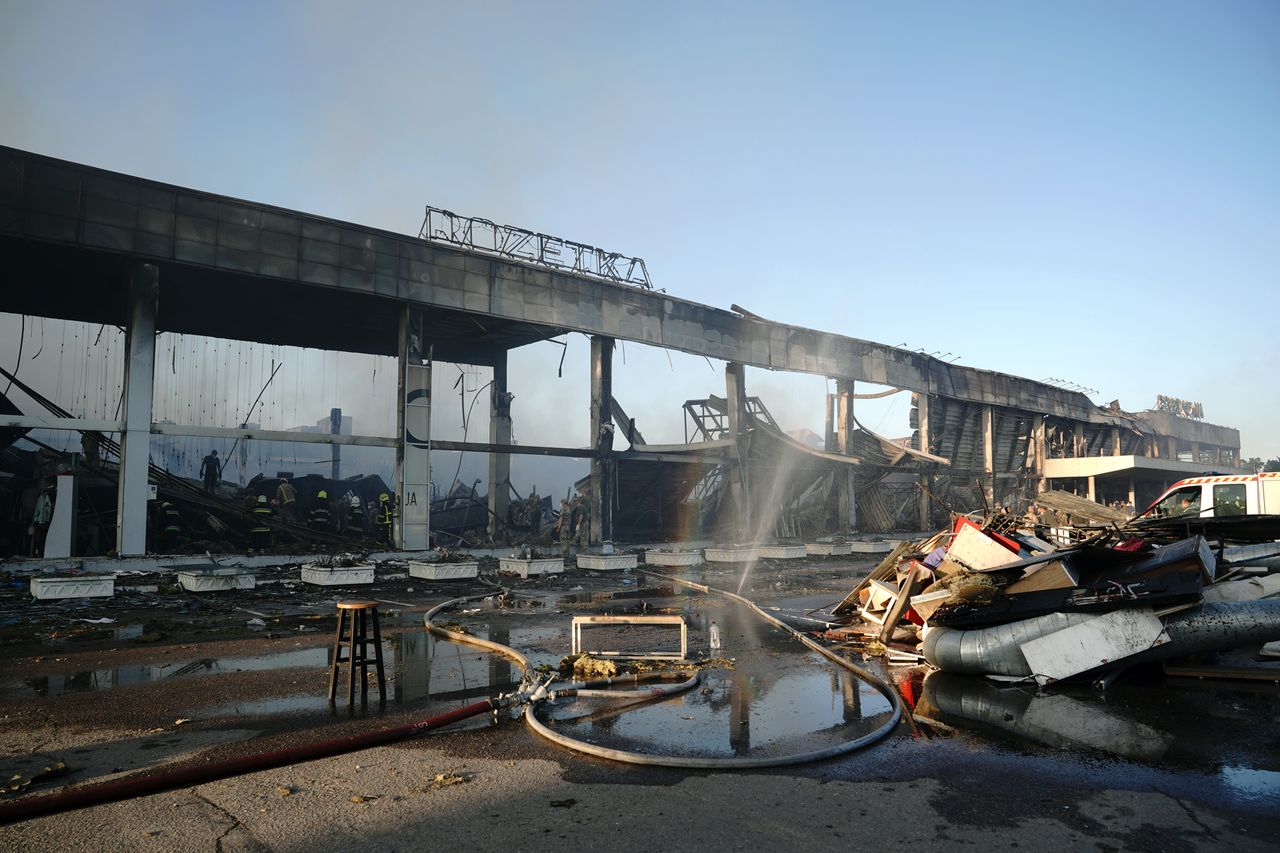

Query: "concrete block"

xmin=31 ymin=575 xmax=115 ymax=600
xmin=758 ymin=545 xmax=806 ymax=559
xmin=300 ymin=564 xmax=374 ymax=586
xmin=643 ymin=550 xmax=703 ymax=567
xmin=408 ymin=560 xmax=479 ymax=581
xmin=806 ymin=542 xmax=853 ymax=556
xmin=178 ymin=568 xmax=255 ymax=592
xmin=705 ymin=547 xmax=758 ymax=563
xmin=576 ymin=553 xmax=637 ymax=571
xmin=498 ymin=557 xmax=564 ymax=578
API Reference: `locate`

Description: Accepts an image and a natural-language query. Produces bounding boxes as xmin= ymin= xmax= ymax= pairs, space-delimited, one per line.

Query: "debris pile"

xmin=829 ymin=510 xmax=1280 ymax=685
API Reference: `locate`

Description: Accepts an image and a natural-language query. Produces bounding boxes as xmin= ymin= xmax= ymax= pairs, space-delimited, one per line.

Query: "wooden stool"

xmin=328 ymin=599 xmax=386 ymax=706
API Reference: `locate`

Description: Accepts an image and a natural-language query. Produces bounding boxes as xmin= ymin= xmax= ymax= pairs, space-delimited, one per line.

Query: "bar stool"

xmin=328 ymin=599 xmax=386 ymax=707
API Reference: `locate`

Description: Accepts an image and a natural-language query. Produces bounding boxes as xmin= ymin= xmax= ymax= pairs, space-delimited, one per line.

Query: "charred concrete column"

xmin=823 ymin=392 xmax=836 ymax=452
xmin=589 ymin=336 xmax=614 ymax=544
xmin=1087 ymin=475 xmax=1097 ymax=502
xmin=1072 ymin=422 xmax=1086 ymax=458
xmin=726 ymin=362 xmax=751 ymax=539
xmin=915 ymin=392 xmax=931 ymax=529
xmin=1033 ymin=416 xmax=1048 ymax=494
xmin=835 ymin=379 xmax=856 ymax=533
xmin=329 ymin=407 xmax=343 ymax=479
xmin=981 ymin=405 xmax=995 ymax=507
xmin=397 ymin=307 xmax=431 ymax=550
xmin=1111 ymin=427 xmax=1122 ymax=457
xmin=488 ymin=355 xmax=512 ymax=540
xmin=115 ymin=264 xmax=157 ymax=556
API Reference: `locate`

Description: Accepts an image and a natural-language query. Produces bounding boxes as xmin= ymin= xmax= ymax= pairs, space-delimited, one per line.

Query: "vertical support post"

xmin=115 ymin=264 xmax=157 ymax=556
xmin=1110 ymin=426 xmax=1122 ymax=457
xmin=398 ymin=307 xmax=432 ymax=550
xmin=329 ymin=407 xmax=342 ymax=480
xmin=982 ymin=405 xmax=995 ymax=508
xmin=1072 ymin=422 xmax=1085 ymax=458
xmin=1189 ymin=441 xmax=1201 ymax=465
xmin=488 ymin=354 xmax=512 ymax=540
xmin=835 ymin=378 xmax=856 ymax=533
xmin=915 ymin=392 xmax=931 ymax=530
xmin=1128 ymin=477 xmax=1136 ymax=512
xmin=589 ymin=336 xmax=614 ymax=544
xmin=823 ymin=392 xmax=836 ymax=452
xmin=725 ymin=362 xmax=751 ymax=539
xmin=1033 ymin=416 xmax=1048 ymax=494
xmin=1166 ymin=436 xmax=1179 ymax=461
xmin=1086 ymin=475 xmax=1097 ymax=502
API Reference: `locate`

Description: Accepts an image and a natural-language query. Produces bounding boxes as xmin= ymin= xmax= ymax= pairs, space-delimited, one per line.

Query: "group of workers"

xmin=554 ymin=491 xmax=592 ymax=556
xmin=246 ymin=477 xmax=395 ymax=552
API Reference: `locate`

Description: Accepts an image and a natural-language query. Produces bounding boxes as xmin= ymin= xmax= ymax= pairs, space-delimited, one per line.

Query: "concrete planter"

xmin=408 ymin=560 xmax=479 ymax=581
xmin=498 ymin=557 xmax=564 ymax=578
xmin=849 ymin=540 xmax=895 ymax=554
xmin=757 ymin=544 xmax=806 ymax=559
xmin=576 ymin=553 xmax=638 ymax=571
xmin=30 ymin=575 xmax=115 ymax=600
xmin=300 ymin=564 xmax=375 ymax=586
xmin=704 ymin=547 xmax=758 ymax=563
xmin=644 ymin=550 xmax=704 ymax=567
xmin=177 ymin=568 xmax=255 ymax=592
xmin=806 ymin=542 xmax=853 ymax=556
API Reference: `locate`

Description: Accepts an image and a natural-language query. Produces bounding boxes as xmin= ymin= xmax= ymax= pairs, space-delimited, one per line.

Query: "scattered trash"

xmin=247 ymin=618 xmax=267 ymax=627
xmin=829 ymin=504 xmax=1280 ymax=685
xmin=73 ymin=617 xmax=117 ymax=624
xmin=426 ymin=771 xmax=474 ymax=789
xmin=549 ymin=798 xmax=577 ymax=808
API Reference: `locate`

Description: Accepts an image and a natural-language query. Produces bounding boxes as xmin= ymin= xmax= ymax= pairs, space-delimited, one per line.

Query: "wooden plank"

xmin=877 ymin=562 xmax=921 ymax=644
xmin=833 ymin=539 xmax=915 ymax=615
xmin=1005 ymin=559 xmax=1079 ymax=594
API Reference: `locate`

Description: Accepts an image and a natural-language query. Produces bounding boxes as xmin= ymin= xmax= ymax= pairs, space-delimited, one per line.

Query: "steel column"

xmin=589 ymin=336 xmax=614 ymax=543
xmin=835 ymin=379 xmax=856 ymax=533
xmin=398 ymin=306 xmax=432 ymax=550
xmin=115 ymin=265 xmax=157 ymax=556
xmin=488 ymin=354 xmax=511 ymax=539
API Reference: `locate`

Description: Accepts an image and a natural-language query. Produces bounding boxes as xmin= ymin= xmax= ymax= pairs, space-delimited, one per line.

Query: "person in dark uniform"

xmin=250 ymin=495 xmax=273 ymax=552
xmin=309 ymin=490 xmax=333 ymax=532
xmin=199 ymin=450 xmax=222 ymax=493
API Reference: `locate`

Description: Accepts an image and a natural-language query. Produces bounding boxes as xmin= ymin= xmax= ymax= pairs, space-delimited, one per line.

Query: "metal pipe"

xmin=922 ymin=601 xmax=1280 ymax=679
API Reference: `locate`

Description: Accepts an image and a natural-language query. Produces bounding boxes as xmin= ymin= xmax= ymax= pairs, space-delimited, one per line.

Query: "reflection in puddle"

xmin=1220 ymin=765 xmax=1280 ymax=802
xmin=914 ymin=668 xmax=1280 ymax=800
xmin=534 ymin=604 xmax=894 ymax=760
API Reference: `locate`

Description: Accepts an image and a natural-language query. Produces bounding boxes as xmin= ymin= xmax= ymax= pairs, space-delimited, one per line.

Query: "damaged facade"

xmin=0 ymin=145 xmax=1247 ymax=558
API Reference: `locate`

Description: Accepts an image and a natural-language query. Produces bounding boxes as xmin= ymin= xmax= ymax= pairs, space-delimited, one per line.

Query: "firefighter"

xmin=309 ymin=490 xmax=332 ymax=532
xmin=525 ymin=490 xmax=543 ymax=536
xmin=556 ymin=498 xmax=571 ymax=556
xmin=377 ymin=492 xmax=394 ymax=547
xmin=345 ymin=494 xmax=367 ymax=539
xmin=250 ymin=495 xmax=273 ymax=552
xmin=574 ymin=492 xmax=591 ymax=550
xmin=158 ymin=501 xmax=183 ymax=552
xmin=276 ymin=477 xmax=298 ymax=524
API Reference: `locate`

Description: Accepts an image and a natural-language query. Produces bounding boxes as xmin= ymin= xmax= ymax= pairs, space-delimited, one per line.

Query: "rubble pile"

xmin=828 ymin=510 xmax=1280 ymax=685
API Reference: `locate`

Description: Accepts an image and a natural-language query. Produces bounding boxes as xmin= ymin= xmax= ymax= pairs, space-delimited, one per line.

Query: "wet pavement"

xmin=1 ymin=553 xmax=1277 ymax=848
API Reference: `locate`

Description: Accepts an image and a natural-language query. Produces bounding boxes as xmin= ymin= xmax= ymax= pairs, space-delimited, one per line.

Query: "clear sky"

xmin=2 ymin=1 xmax=1278 ymax=463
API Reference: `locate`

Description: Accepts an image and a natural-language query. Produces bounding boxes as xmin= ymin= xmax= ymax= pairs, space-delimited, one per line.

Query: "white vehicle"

xmin=1143 ymin=472 xmax=1280 ymax=519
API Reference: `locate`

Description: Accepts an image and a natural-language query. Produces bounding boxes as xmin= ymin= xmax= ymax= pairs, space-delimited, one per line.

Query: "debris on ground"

xmin=829 ymin=505 xmax=1280 ymax=685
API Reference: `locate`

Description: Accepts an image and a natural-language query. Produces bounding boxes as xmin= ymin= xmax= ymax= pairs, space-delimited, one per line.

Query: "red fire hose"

xmin=0 ymin=698 xmax=501 ymax=826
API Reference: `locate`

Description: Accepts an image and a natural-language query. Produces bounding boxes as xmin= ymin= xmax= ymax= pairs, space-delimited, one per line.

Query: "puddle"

xmin=916 ymin=667 xmax=1280 ymax=790
xmin=531 ymin=603 xmax=894 ymax=760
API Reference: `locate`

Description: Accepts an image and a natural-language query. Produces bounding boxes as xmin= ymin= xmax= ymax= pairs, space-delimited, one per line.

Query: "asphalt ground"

xmin=1 ymin=556 xmax=1276 ymax=851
